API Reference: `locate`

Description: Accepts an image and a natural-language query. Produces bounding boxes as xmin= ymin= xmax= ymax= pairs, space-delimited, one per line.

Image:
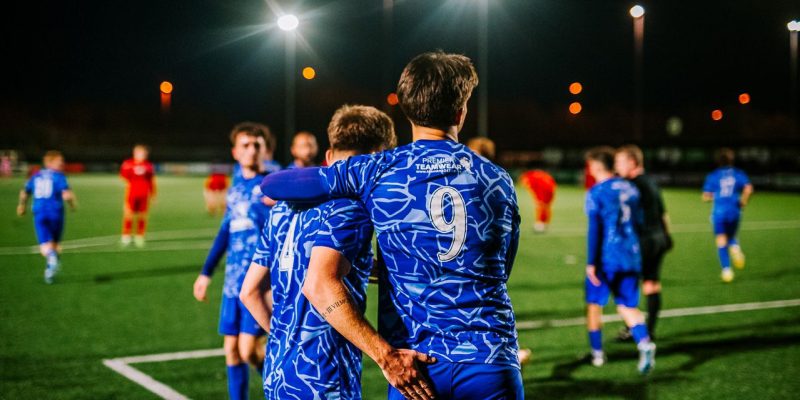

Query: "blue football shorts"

xmin=218 ymin=295 xmax=265 ymax=336
xmin=388 ymin=361 xmax=523 ymax=400
xmin=33 ymin=213 xmax=64 ymax=244
xmin=585 ymin=269 xmax=640 ymax=308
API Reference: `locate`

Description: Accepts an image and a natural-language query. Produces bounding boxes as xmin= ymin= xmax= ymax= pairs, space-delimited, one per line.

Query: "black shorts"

xmin=641 ymin=233 xmax=670 ymax=282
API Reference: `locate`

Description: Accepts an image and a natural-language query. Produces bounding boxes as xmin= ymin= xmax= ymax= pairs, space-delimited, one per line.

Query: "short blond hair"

xmin=328 ymin=105 xmax=397 ymax=153
xmin=616 ymin=144 xmax=643 ymax=167
xmin=43 ymin=150 xmax=63 ymax=164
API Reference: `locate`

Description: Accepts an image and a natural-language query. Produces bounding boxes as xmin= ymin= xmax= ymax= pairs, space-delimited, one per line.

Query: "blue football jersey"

xmin=263 ymin=159 xmax=282 ymax=175
xmin=585 ymin=176 xmax=642 ymax=273
xmin=220 ymin=173 xmax=270 ymax=298
xmin=321 ymin=139 xmax=521 ymax=367
xmin=24 ymin=169 xmax=70 ymax=215
xmin=251 ymin=199 xmax=374 ymax=400
xmin=703 ymin=167 xmax=751 ymax=216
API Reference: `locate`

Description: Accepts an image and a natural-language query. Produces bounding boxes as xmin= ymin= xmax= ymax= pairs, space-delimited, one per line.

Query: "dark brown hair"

xmin=585 ymin=146 xmax=616 ymax=172
xmin=229 ymin=122 xmax=271 ymax=147
xmin=397 ymin=51 xmax=478 ymax=130
xmin=715 ymin=147 xmax=735 ymax=167
xmin=328 ymin=105 xmax=396 ymax=153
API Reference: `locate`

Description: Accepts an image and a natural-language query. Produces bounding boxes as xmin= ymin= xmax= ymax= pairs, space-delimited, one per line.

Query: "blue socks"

xmin=226 ymin=364 xmax=249 ymax=400
xmin=588 ymin=330 xmax=602 ymax=351
xmin=717 ymin=245 xmax=730 ymax=269
xmin=631 ymin=323 xmax=651 ymax=347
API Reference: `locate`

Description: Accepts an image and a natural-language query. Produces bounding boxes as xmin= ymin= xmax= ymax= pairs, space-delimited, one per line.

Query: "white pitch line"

xmin=102 ymin=359 xmax=191 ymax=400
xmin=515 ymin=298 xmax=800 ymax=330
xmin=103 ymin=298 xmax=800 ymax=400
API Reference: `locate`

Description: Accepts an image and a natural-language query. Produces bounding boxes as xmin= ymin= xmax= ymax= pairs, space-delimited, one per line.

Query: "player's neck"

xmin=411 ymin=124 xmax=458 ymax=142
xmin=239 ymin=166 xmax=258 ymax=179
xmin=595 ymin=171 xmax=614 ymax=182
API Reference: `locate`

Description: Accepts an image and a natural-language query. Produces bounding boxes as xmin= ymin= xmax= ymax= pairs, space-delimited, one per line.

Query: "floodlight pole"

xmin=632 ymin=9 xmax=645 ymax=142
xmin=790 ymin=26 xmax=799 ymax=134
xmin=285 ymin=31 xmax=297 ymax=162
xmin=477 ymin=0 xmax=489 ymax=137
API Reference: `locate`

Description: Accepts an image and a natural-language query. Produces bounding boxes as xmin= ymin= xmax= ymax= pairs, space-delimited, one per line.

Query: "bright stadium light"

xmin=630 ymin=5 xmax=645 ymax=19
xmin=788 ymin=20 xmax=800 ymax=32
xmin=277 ymin=14 xmax=299 ymax=31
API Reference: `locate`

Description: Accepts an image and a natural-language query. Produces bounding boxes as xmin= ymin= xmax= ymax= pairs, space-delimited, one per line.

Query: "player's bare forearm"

xmin=239 ymin=262 xmax=272 ymax=332
xmin=702 ymin=192 xmax=713 ymax=202
xmin=741 ymin=184 xmax=753 ymax=207
xmin=304 ymin=247 xmax=436 ymax=399
xmin=17 ymin=190 xmax=28 ymax=216
xmin=63 ymin=190 xmax=77 ymax=211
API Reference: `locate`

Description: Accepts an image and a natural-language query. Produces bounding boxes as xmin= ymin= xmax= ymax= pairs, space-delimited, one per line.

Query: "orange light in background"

xmin=302 ymin=67 xmax=316 ymax=80
xmin=160 ymin=81 xmax=173 ymax=94
xmin=569 ymin=82 xmax=583 ymax=95
xmin=569 ymin=102 xmax=582 ymax=115
xmin=387 ymin=93 xmax=399 ymax=106
xmin=711 ymin=109 xmax=723 ymax=121
xmin=738 ymin=93 xmax=750 ymax=105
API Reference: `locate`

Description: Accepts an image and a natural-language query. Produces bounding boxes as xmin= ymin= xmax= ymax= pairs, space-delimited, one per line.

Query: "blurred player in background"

xmin=520 ymin=166 xmax=557 ymax=233
xmin=287 ymin=131 xmax=318 ymax=169
xmin=261 ymin=51 xmax=524 ymax=400
xmin=260 ymin=125 xmax=282 ymax=174
xmin=615 ymin=145 xmax=672 ymax=341
xmin=584 ymin=146 xmax=656 ymax=374
xmin=204 ymin=165 xmax=229 ymax=216
xmin=231 ymin=122 xmax=280 ymax=183
xmin=702 ymin=148 xmax=753 ymax=283
xmin=120 ymin=144 xmax=155 ymax=247
xmin=17 ymin=151 xmax=77 ymax=284
xmin=193 ymin=125 xmax=271 ymax=400
xmin=467 ymin=136 xmax=496 ymax=160
xmin=241 ymin=104 xmax=399 ymax=399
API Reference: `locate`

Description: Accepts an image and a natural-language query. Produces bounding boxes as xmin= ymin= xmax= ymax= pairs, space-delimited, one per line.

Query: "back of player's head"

xmin=616 ymin=144 xmax=643 ymax=167
xmin=715 ymin=147 xmax=735 ymax=167
xmin=397 ymin=51 xmax=479 ymax=130
xmin=585 ymin=146 xmax=616 ymax=172
xmin=229 ymin=122 xmax=270 ymax=146
xmin=467 ymin=137 xmax=496 ymax=160
xmin=328 ymin=104 xmax=397 ymax=154
xmin=43 ymin=150 xmax=63 ymax=165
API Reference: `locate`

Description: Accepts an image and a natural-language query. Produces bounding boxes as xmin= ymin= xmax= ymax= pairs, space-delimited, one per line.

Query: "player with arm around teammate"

xmin=261 ymin=51 xmax=524 ymax=400
xmin=17 ymin=151 xmax=77 ymax=284
xmin=702 ymin=148 xmax=753 ymax=283
xmin=584 ymin=146 xmax=656 ymax=374
xmin=240 ymin=104 xmax=436 ymax=399
xmin=192 ymin=123 xmax=271 ymax=400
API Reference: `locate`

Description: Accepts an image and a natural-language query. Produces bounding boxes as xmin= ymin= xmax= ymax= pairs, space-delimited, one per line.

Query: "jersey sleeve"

xmin=250 ymin=209 xmax=274 ymax=268
xmin=702 ymin=172 xmax=716 ymax=193
xmin=120 ymin=161 xmax=131 ymax=181
xmin=24 ymin=176 xmax=34 ymax=194
xmin=312 ymin=201 xmax=372 ymax=265
xmin=585 ymin=191 xmax=602 ymax=266
xmin=322 ymin=153 xmax=385 ymax=202
xmin=201 ymin=215 xmax=230 ymax=277
xmin=738 ymin=169 xmax=751 ymax=186
xmin=504 ymin=199 xmax=521 ymax=277
xmin=58 ymin=174 xmax=70 ymax=192
xmin=259 ymin=167 xmax=331 ymax=203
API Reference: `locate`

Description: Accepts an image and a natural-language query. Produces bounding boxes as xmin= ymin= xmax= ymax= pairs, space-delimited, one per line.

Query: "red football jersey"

xmin=521 ymin=170 xmax=556 ymax=203
xmin=205 ymin=173 xmax=228 ymax=191
xmin=120 ymin=159 xmax=155 ymax=197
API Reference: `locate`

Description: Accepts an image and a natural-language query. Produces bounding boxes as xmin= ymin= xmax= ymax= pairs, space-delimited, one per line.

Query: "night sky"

xmin=4 ymin=0 xmax=800 ymax=158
